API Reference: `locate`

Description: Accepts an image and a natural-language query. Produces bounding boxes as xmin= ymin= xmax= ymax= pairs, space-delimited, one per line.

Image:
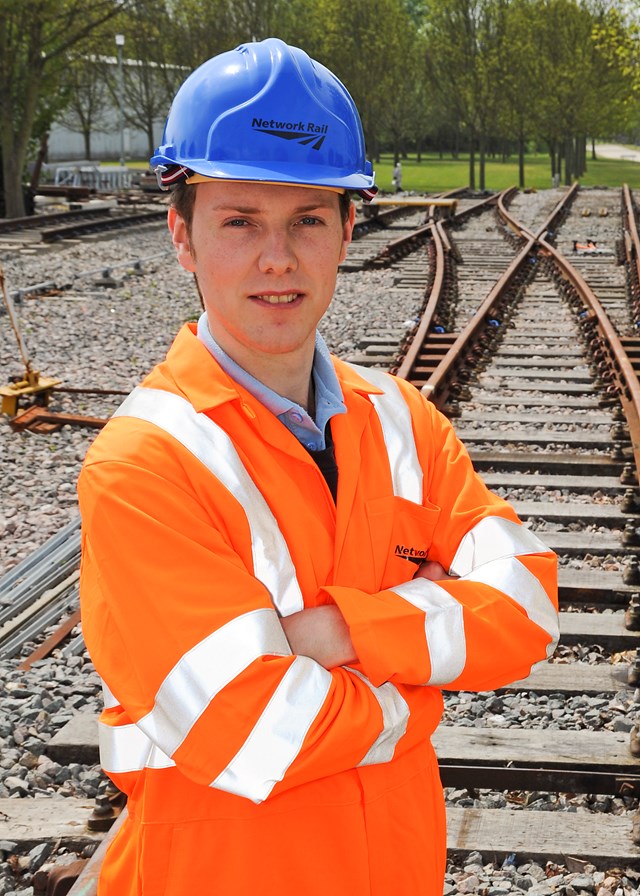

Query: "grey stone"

xmin=3 ymin=776 xmax=29 ymax=796
xmin=526 ymin=885 xmax=553 ymax=896
xmin=568 ymin=875 xmax=595 ymax=891
xmin=28 ymin=842 xmax=52 ymax=872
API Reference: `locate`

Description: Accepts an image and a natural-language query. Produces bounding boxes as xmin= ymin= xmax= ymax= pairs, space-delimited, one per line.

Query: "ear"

xmin=339 ymin=202 xmax=356 ymax=264
xmin=168 ymin=207 xmax=196 ymax=273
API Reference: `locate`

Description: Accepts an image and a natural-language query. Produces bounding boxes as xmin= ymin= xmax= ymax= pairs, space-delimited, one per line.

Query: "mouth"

xmin=252 ymin=293 xmax=300 ymax=305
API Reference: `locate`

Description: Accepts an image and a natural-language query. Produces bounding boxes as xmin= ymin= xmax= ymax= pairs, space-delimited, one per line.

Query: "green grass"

xmin=371 ymin=152 xmax=640 ymax=192
xmin=112 ymin=149 xmax=640 ymax=191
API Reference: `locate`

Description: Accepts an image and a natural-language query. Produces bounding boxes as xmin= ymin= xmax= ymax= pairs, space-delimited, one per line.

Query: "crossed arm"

xmin=281 ymin=561 xmax=454 ymax=669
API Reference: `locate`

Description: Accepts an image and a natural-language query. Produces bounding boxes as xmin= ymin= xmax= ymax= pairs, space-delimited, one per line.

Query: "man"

xmin=393 ymin=160 xmax=403 ymax=192
xmin=78 ymin=38 xmax=558 ymax=896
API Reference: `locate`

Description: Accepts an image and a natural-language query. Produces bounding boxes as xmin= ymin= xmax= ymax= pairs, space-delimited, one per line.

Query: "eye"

xmin=298 ymin=215 xmax=322 ymax=226
xmin=226 ymin=218 xmax=249 ymax=227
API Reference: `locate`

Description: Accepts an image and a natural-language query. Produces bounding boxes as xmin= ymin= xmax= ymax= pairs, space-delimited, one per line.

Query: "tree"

xmin=535 ymin=0 xmax=599 ymax=181
xmin=293 ymin=0 xmax=421 ymax=164
xmin=166 ymin=0 xmax=294 ymax=72
xmin=103 ymin=1 xmax=182 ymax=160
xmin=58 ymin=52 xmax=113 ymax=160
xmin=423 ymin=0 xmax=494 ymax=189
xmin=589 ymin=0 xmax=640 ymax=152
xmin=496 ymin=0 xmax=542 ymax=188
xmin=0 ymin=0 xmax=124 ymax=218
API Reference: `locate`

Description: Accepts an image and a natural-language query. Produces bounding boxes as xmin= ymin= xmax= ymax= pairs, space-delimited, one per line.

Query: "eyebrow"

xmin=214 ymin=202 xmax=335 ymax=214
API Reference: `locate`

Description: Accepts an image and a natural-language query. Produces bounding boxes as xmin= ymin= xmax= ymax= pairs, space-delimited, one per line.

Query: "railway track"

xmin=0 ymin=202 xmax=167 ymax=244
xmin=2 ymin=187 xmax=640 ymax=892
xmin=380 ymin=184 xmax=640 ymax=866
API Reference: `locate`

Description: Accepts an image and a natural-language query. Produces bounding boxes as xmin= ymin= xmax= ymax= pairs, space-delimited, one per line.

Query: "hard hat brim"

xmin=151 ymin=154 xmax=376 ymax=194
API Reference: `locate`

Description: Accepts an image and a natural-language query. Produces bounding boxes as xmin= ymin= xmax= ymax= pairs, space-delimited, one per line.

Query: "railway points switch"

xmin=0 ymin=369 xmax=61 ymax=417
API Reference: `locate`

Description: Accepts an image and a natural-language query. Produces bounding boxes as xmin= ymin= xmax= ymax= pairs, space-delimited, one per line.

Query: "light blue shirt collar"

xmin=196 ymin=312 xmax=346 ymax=450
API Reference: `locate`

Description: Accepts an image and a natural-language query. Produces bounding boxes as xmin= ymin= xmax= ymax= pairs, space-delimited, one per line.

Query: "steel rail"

xmin=0 ymin=520 xmax=81 ymax=638
xmin=0 ymin=515 xmax=81 ymax=596
xmin=391 ymin=190 xmax=516 ymax=382
xmin=19 ymin=606 xmax=82 ymax=669
xmin=497 ymin=182 xmax=579 ymax=244
xmin=394 ymin=222 xmax=447 ymax=380
xmin=0 ymin=207 xmax=111 ymax=234
xmin=4 ymin=251 xmax=169 ymax=307
xmin=39 ymin=208 xmax=167 ymax=242
xmin=535 ymin=228 xmax=640 ymax=481
xmin=415 ymin=185 xmax=579 ymax=407
xmin=0 ymin=582 xmax=79 ymax=660
xmin=365 ymin=191 xmax=498 ymax=271
xmin=623 ymin=184 xmax=640 ymax=309
xmin=421 ymin=232 xmax=538 ymax=407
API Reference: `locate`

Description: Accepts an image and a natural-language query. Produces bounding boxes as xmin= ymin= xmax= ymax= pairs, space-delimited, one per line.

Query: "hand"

xmin=281 ymin=605 xmax=357 ymax=669
xmin=412 ymin=560 xmax=457 ymax=582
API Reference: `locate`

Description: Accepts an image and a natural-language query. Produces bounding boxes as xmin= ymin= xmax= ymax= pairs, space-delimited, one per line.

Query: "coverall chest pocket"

xmin=366 ymin=495 xmax=441 ymax=591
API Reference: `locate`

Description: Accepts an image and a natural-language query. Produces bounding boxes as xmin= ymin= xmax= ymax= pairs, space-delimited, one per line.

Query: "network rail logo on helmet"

xmin=251 ymin=118 xmax=329 ymax=151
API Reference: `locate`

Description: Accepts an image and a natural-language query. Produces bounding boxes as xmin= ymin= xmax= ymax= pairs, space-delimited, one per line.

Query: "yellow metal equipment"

xmin=368 ymin=197 xmax=458 ymax=209
xmin=0 ymin=264 xmax=61 ymax=416
xmin=0 ymin=370 xmax=61 ymax=416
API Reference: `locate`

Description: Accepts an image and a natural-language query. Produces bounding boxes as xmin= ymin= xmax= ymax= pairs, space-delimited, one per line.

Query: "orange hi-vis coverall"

xmin=78 ymin=323 xmax=558 ymax=896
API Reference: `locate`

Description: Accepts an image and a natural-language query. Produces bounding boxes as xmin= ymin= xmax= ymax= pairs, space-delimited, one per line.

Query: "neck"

xmin=209 ymin=327 xmax=316 ymax=410
xmin=261 ymin=356 xmax=315 ymax=411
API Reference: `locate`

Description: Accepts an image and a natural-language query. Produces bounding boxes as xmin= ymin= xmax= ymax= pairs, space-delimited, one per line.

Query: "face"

xmin=169 ymin=181 xmax=355 ymax=379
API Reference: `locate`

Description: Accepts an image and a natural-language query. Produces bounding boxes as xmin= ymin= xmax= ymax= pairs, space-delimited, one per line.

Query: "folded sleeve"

xmin=322 ymin=387 xmax=559 ymax=691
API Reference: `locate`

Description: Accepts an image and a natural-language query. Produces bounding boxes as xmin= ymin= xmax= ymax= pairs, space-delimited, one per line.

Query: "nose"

xmin=258 ymin=227 xmax=298 ymax=274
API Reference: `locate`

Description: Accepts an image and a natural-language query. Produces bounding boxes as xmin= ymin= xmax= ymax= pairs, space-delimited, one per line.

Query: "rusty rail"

xmin=394 ymin=222 xmax=448 ymax=380
xmin=393 ymin=189 xmax=518 ymax=385
xmin=536 ymin=229 xmax=640 ymax=482
xmin=623 ymin=184 xmax=640 ymax=314
xmin=422 ymin=232 xmax=538 ymax=408
xmin=409 ymin=185 xmax=579 ymax=408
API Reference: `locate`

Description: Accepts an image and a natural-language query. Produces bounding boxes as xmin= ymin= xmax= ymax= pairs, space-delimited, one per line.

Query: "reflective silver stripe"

xmin=450 ymin=516 xmax=550 ymax=577
xmin=349 ymin=365 xmax=423 ymax=503
xmin=347 ymin=668 xmax=410 ymax=765
xmin=102 ymin=681 xmax=118 ymax=709
xmin=114 ymin=386 xmax=304 ymax=616
xmin=99 ymin=719 xmax=175 ymax=773
xmin=212 ymin=656 xmax=331 ymax=803
xmin=460 ymin=557 xmax=559 ymax=657
xmin=390 ymin=579 xmax=466 ymax=685
xmin=137 ymin=609 xmax=290 ymax=757
xmin=97 ymin=609 xmax=289 ymax=775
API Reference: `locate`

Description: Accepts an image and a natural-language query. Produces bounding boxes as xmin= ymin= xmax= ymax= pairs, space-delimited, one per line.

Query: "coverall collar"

xmin=163 ymin=323 xmax=384 ymax=416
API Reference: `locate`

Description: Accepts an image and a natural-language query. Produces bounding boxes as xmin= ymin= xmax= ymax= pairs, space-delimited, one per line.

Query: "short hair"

xmin=170 ymin=182 xmax=353 ymax=237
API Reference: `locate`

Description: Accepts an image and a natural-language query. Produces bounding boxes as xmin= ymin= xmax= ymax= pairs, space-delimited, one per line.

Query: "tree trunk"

xmin=518 ymin=133 xmax=525 ymax=189
xmin=2 ymin=146 xmax=26 ymax=218
xmin=564 ymin=136 xmax=573 ymax=185
xmin=547 ymin=140 xmax=557 ymax=180
xmin=29 ymin=132 xmax=48 ymax=191
xmin=591 ymin=136 xmax=596 ymax=161
xmin=1 ymin=62 xmax=43 ymax=218
xmin=579 ymin=136 xmax=587 ymax=174
xmin=468 ymin=131 xmax=476 ymax=191
xmin=146 ymin=117 xmax=155 ymax=161
xmin=478 ymin=132 xmax=486 ymax=191
xmin=83 ymin=129 xmax=92 ymax=160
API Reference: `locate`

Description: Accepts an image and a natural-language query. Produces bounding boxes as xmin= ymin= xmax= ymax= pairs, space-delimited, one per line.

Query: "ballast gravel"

xmin=1 ymin=211 xmax=639 ymax=894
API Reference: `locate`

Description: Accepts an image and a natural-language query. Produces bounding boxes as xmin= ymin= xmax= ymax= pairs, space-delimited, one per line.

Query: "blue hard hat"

xmin=151 ymin=38 xmax=377 ymax=199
